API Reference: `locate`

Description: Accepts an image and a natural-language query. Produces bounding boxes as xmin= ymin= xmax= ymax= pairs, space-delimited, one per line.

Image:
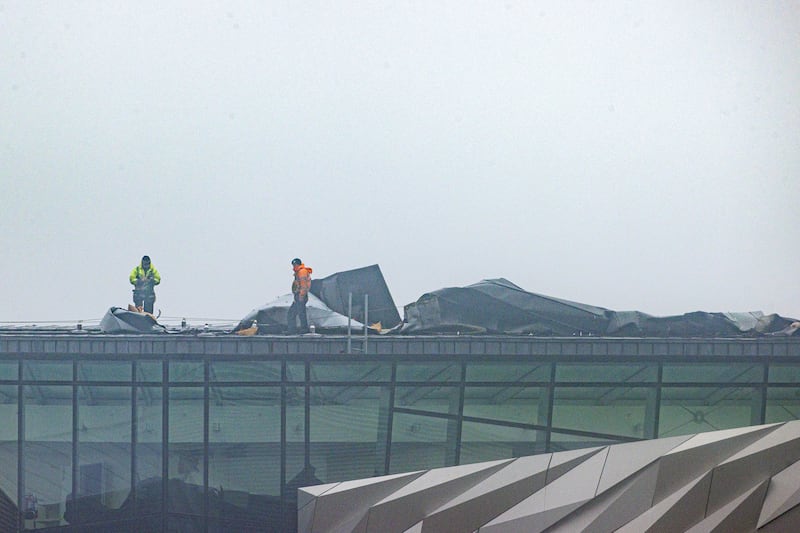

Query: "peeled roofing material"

xmin=402 ymin=279 xmax=609 ymax=335
xmin=401 ymin=278 xmax=798 ymax=337
xmin=99 ymin=307 xmax=167 ymax=334
xmin=234 ymin=264 xmax=398 ymax=334
xmin=310 ymin=264 xmax=401 ymax=329
xmin=235 ymin=293 xmax=365 ymax=334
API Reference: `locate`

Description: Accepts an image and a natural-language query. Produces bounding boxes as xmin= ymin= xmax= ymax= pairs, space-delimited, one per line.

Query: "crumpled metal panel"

xmin=99 ymin=307 xmax=166 ymax=333
xmin=402 ymin=278 xmax=798 ymax=337
xmin=311 ymin=264 xmax=401 ymax=329
xmin=402 ymin=278 xmax=610 ymax=335
xmin=234 ymin=293 xmax=365 ymax=334
xmin=234 ymin=264 xmax=396 ymax=334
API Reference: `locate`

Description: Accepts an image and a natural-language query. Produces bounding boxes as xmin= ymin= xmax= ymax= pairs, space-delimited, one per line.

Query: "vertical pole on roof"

xmin=347 ymin=293 xmax=352 ymax=354
xmin=364 ymin=294 xmax=369 ymax=355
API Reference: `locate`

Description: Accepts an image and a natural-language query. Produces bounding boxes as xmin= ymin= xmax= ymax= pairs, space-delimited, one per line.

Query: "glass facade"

xmin=0 ymin=335 xmax=797 ymax=532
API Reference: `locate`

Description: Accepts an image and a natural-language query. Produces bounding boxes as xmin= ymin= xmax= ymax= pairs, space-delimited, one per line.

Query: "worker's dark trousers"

xmin=133 ymin=290 xmax=156 ymax=314
xmin=287 ymin=296 xmax=309 ymax=333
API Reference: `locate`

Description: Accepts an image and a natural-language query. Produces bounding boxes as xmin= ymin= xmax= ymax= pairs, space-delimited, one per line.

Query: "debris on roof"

xmin=233 ymin=293 xmax=365 ymax=334
xmin=401 ymin=278 xmax=798 ymax=337
xmin=310 ymin=264 xmax=401 ymax=329
xmin=775 ymin=321 xmax=800 ymax=337
xmin=77 ymin=268 xmax=797 ymax=337
xmin=233 ymin=264 xmax=399 ymax=334
xmin=99 ymin=307 xmax=167 ymax=334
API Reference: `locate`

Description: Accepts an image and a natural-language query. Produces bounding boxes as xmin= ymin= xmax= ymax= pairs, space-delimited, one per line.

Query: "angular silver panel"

xmin=300 ymin=421 xmax=800 ymax=533
xmin=759 ymin=459 xmax=800 ymax=528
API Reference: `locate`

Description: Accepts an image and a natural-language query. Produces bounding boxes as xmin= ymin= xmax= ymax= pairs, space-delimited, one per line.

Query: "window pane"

xmin=765 ymin=387 xmax=800 ymax=423
xmin=135 ymin=387 xmax=163 ymax=518
xmin=389 ymin=413 xmax=453 ymax=474
xmin=460 ymin=421 xmax=543 ymax=464
xmin=310 ymin=362 xmax=391 ymax=382
xmin=168 ymin=387 xmax=204 ymax=518
xmin=552 ymin=387 xmax=653 ymax=438
xmin=24 ymin=361 xmax=72 ymax=381
xmin=210 ymin=361 xmax=282 ymax=382
xmin=75 ymin=386 xmax=132 ymax=524
xmin=136 ymin=361 xmax=162 ymax=382
xmin=659 ymin=386 xmax=759 ymax=437
xmin=23 ymin=385 xmax=71 ymax=530
xmin=396 ymin=363 xmax=460 ymax=382
xmin=769 ymin=365 xmax=800 ymax=383
xmin=0 ymin=386 xmax=18 ymax=521
xmin=549 ymin=431 xmax=629 ymax=452
xmin=287 ymin=363 xmax=305 ymax=382
xmin=310 ymin=387 xmax=389 ymax=484
xmin=662 ymin=363 xmax=762 ymax=383
xmin=78 ymin=361 xmax=131 ymax=382
xmin=169 ymin=362 xmax=204 ymax=383
xmin=210 ymin=387 xmax=282 ymax=531
xmin=464 ymin=386 xmax=546 ymax=425
xmin=556 ymin=363 xmax=657 ymax=383
xmin=285 ymin=386 xmax=305 ymax=533
xmin=0 ymin=361 xmax=18 ymax=380
xmin=466 ymin=362 xmax=551 ymax=382
xmin=395 ymin=387 xmax=460 ymax=415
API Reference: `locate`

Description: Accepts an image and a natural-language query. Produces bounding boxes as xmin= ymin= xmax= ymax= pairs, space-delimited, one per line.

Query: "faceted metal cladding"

xmin=299 ymin=421 xmax=800 ymax=532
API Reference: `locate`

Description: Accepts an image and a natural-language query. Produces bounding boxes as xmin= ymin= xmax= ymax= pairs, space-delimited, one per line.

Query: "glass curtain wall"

xmin=75 ymin=385 xmax=132 ymax=526
xmin=461 ymin=362 xmax=551 ymax=462
xmin=659 ymin=363 xmax=764 ymax=437
xmin=766 ymin=364 xmax=800 ymax=423
xmin=134 ymin=384 xmax=163 ymax=529
xmin=0 ymin=350 xmax=797 ymax=532
xmin=168 ymin=360 xmax=205 ymax=533
xmin=21 ymin=361 xmax=72 ymax=531
xmin=0 ymin=360 xmax=18 ymax=532
xmin=208 ymin=386 xmax=282 ymax=531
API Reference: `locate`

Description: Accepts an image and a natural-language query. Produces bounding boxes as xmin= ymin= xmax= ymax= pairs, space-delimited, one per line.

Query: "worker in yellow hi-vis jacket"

xmin=129 ymin=255 xmax=161 ymax=313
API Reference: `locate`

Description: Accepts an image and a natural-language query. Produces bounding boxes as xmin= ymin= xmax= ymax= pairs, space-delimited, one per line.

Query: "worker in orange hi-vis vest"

xmin=287 ymin=258 xmax=312 ymax=334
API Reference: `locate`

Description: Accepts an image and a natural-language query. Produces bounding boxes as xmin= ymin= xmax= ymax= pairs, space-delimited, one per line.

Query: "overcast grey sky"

xmin=2 ymin=1 xmax=798 ymax=325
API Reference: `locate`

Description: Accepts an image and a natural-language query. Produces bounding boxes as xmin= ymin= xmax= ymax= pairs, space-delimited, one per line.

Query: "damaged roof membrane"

xmin=98 ymin=267 xmax=798 ymax=337
xmin=400 ymin=278 xmax=798 ymax=337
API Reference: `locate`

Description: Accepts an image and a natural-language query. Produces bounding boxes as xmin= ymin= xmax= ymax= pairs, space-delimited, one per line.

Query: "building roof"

xmin=1 ymin=265 xmax=797 ymax=338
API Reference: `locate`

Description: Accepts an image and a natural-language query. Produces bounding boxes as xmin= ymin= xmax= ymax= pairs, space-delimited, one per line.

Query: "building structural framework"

xmin=0 ymin=333 xmax=798 ymax=531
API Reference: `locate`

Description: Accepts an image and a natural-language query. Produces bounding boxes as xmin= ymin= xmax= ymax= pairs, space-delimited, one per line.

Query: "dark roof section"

xmin=310 ymin=264 xmax=401 ymax=329
xmin=402 ymin=278 xmax=609 ymax=335
xmin=402 ymin=278 xmax=799 ymax=337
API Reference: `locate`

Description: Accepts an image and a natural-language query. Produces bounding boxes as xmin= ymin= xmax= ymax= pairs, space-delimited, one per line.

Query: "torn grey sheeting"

xmin=402 ymin=278 xmax=610 ymax=335
xmin=234 ymin=293 xmax=365 ymax=334
xmin=99 ymin=307 xmax=167 ymax=334
xmin=234 ymin=263 xmax=396 ymax=334
xmin=310 ymin=264 xmax=401 ymax=330
xmin=401 ymin=278 xmax=799 ymax=337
